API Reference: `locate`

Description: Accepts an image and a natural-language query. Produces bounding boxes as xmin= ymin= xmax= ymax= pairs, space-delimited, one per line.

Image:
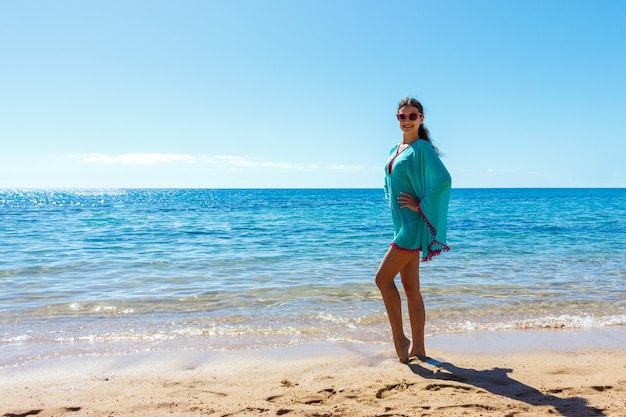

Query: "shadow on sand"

xmin=408 ymin=358 xmax=604 ymax=417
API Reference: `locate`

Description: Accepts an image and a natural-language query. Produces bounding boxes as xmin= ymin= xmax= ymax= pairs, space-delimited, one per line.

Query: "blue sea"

xmin=1 ymin=188 xmax=625 ymax=367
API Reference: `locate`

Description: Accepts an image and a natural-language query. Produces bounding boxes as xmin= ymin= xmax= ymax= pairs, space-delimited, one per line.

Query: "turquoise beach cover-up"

xmin=384 ymin=139 xmax=452 ymax=261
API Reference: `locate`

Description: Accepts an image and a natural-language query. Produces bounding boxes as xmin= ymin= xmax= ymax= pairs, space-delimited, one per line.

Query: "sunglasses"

xmin=396 ymin=112 xmax=422 ymax=122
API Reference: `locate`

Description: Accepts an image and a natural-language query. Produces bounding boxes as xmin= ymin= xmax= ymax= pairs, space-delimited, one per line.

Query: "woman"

xmin=375 ymin=97 xmax=451 ymax=363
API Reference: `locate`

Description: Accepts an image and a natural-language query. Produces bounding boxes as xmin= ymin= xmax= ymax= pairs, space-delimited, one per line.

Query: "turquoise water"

xmin=1 ymin=188 xmax=625 ymax=366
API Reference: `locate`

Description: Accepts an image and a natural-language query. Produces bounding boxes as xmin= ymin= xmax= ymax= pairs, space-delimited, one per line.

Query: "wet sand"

xmin=2 ymin=328 xmax=625 ymax=417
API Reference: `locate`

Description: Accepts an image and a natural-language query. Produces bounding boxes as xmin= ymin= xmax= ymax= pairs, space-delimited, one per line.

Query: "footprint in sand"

xmin=436 ymin=403 xmax=496 ymax=412
xmin=3 ymin=411 xmax=44 ymax=417
xmin=548 ymin=385 xmax=615 ymax=395
xmin=221 ymin=406 xmax=270 ymax=416
xmin=3 ymin=407 xmax=81 ymax=417
xmin=376 ymin=381 xmax=415 ymax=399
xmin=424 ymin=383 xmax=473 ymax=392
xmin=297 ymin=388 xmax=337 ymax=405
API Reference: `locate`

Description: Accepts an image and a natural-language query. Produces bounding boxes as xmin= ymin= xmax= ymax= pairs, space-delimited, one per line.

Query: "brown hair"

xmin=397 ymin=97 xmax=440 ymax=154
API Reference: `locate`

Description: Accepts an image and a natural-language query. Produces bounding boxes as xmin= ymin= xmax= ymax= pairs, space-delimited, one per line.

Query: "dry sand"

xmin=2 ymin=329 xmax=625 ymax=417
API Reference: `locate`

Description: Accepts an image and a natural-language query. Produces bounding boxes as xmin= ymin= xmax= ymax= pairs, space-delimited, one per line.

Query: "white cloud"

xmin=78 ymin=153 xmax=370 ymax=172
xmin=82 ymin=153 xmax=197 ymax=165
xmin=329 ymin=164 xmax=369 ymax=171
xmin=207 ymin=155 xmax=318 ymax=170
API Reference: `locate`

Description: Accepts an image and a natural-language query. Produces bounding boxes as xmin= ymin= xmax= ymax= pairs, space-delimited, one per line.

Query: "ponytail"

xmin=418 ymin=124 xmax=430 ymax=141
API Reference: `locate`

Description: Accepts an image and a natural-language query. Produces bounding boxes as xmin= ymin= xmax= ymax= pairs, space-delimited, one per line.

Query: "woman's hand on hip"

xmin=397 ymin=192 xmax=420 ymax=212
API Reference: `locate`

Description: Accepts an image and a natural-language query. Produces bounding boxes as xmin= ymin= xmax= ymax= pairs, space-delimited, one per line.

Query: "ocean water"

xmin=1 ymin=188 xmax=625 ymax=367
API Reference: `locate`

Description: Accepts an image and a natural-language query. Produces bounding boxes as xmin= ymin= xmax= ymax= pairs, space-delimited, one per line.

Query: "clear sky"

xmin=1 ymin=0 xmax=625 ymax=189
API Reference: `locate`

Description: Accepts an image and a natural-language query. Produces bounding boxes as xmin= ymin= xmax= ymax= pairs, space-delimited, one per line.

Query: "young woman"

xmin=375 ymin=97 xmax=451 ymax=363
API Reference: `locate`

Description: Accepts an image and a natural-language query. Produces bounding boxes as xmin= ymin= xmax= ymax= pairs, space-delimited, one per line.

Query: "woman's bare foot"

xmin=409 ymin=348 xmax=427 ymax=360
xmin=394 ymin=337 xmax=411 ymax=363
xmin=409 ymin=340 xmax=426 ymax=360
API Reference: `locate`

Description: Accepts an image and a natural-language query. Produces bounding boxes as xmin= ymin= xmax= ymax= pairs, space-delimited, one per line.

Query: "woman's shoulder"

xmin=412 ymin=139 xmax=438 ymax=153
xmin=412 ymin=139 xmax=432 ymax=147
xmin=408 ymin=139 xmax=427 ymax=152
xmin=411 ymin=139 xmax=443 ymax=161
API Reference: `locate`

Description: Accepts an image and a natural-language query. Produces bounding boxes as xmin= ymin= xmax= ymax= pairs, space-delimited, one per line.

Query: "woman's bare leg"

xmin=375 ymin=246 xmax=416 ymax=363
xmin=400 ymin=255 xmax=426 ymax=359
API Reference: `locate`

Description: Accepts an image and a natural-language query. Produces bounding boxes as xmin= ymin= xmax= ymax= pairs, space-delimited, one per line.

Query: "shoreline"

xmin=3 ymin=325 xmax=626 ymax=369
xmin=2 ymin=327 xmax=625 ymax=417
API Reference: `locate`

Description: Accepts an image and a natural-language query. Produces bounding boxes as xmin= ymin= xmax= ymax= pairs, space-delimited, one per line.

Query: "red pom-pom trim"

xmin=391 ymin=205 xmax=450 ymax=262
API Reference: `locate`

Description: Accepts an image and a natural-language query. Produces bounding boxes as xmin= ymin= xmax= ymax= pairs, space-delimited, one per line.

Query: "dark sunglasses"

xmin=396 ymin=112 xmax=422 ymax=122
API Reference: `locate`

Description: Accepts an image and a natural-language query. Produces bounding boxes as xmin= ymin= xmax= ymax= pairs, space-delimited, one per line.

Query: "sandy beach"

xmin=2 ymin=329 xmax=625 ymax=417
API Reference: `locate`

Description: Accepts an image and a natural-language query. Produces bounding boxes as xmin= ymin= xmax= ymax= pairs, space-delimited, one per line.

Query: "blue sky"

xmin=1 ymin=0 xmax=625 ymax=188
